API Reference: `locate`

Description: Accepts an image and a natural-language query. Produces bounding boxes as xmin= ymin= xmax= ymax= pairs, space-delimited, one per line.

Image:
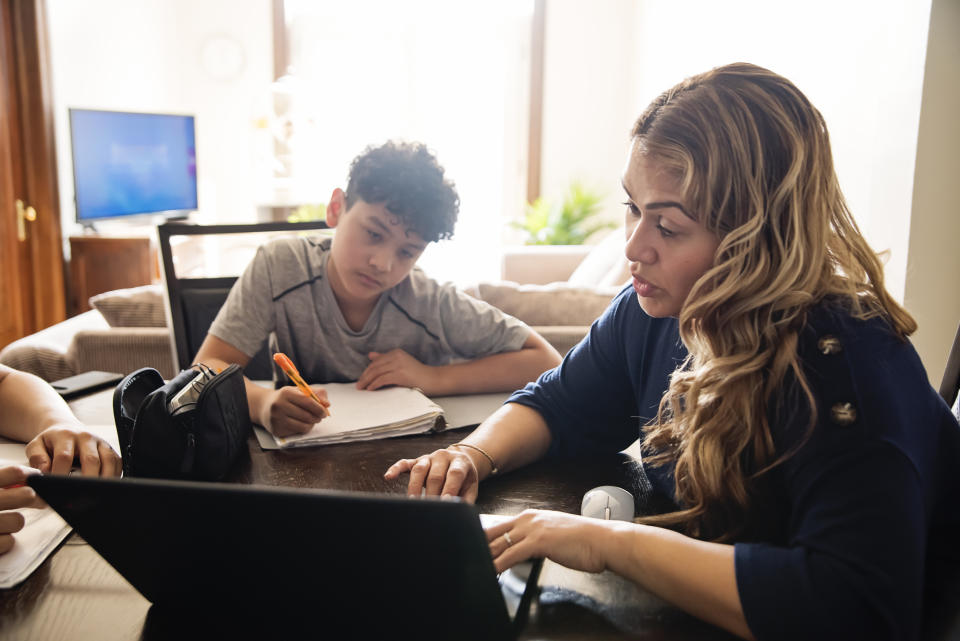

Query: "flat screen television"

xmin=69 ymin=108 xmax=198 ymax=225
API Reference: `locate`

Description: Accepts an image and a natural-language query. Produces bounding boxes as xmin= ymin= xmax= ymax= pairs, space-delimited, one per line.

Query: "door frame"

xmin=0 ymin=0 xmax=66 ymax=348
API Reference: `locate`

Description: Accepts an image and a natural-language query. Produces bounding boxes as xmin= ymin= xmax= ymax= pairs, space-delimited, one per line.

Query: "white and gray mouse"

xmin=580 ymin=485 xmax=635 ymax=521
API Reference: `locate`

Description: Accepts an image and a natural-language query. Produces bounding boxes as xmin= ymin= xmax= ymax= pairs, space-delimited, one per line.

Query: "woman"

xmin=384 ymin=63 xmax=960 ymax=640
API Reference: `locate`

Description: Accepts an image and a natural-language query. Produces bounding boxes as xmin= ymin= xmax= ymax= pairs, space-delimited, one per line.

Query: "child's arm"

xmin=193 ymin=335 xmax=328 ymax=437
xmin=0 ymin=366 xmax=121 ymax=476
xmin=356 ymin=331 xmax=561 ymax=395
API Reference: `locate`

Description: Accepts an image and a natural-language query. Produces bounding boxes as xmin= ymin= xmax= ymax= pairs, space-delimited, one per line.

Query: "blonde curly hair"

xmin=634 ymin=63 xmax=916 ymax=540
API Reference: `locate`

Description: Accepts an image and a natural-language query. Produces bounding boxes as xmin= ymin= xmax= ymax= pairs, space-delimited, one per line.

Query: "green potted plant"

xmin=287 ymin=202 xmax=327 ymax=223
xmin=511 ymin=182 xmax=613 ymax=245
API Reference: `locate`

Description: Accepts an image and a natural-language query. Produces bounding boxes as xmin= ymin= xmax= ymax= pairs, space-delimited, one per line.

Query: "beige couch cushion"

xmin=568 ymin=227 xmax=630 ymax=289
xmin=467 ymin=281 xmax=618 ymax=327
xmin=89 ymin=284 xmax=167 ymax=328
xmin=0 ymin=310 xmax=109 ymax=381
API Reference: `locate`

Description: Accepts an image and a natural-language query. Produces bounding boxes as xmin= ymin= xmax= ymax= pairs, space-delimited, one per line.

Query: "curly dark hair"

xmin=344 ymin=141 xmax=459 ymax=242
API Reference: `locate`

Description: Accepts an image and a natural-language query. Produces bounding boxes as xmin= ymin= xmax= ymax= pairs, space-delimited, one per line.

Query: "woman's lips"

xmin=632 ymin=275 xmax=659 ymax=297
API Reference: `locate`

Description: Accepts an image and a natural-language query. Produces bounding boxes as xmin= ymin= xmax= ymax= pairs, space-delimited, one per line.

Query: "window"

xmin=280 ymin=0 xmax=535 ymax=284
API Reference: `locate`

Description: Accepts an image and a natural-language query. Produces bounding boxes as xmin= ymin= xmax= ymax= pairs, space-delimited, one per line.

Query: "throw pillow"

xmin=89 ymin=284 xmax=167 ymax=328
xmin=469 ymin=281 xmax=619 ymax=327
xmin=568 ymin=228 xmax=630 ymax=288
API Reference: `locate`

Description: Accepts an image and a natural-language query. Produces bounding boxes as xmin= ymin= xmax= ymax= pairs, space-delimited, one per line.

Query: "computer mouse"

xmin=580 ymin=485 xmax=635 ymax=521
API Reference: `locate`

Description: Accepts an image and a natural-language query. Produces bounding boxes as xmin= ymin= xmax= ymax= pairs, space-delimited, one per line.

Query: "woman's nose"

xmin=625 ymin=222 xmax=657 ymax=265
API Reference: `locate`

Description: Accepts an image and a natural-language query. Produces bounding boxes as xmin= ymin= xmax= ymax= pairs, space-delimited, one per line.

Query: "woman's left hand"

xmin=485 ymin=509 xmax=618 ymax=574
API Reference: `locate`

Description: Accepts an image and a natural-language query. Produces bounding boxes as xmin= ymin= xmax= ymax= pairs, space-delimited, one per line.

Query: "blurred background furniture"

xmin=68 ymin=236 xmax=158 ymax=315
xmin=940 ymin=321 xmax=960 ymax=417
xmin=1 ymin=230 xmax=627 ymax=382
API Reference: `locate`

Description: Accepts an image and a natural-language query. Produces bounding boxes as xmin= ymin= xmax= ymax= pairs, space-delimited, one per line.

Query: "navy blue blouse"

xmin=509 ymin=286 xmax=960 ymax=641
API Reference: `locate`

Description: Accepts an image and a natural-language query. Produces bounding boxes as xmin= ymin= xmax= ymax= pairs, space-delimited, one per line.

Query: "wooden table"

xmin=0 ymin=389 xmax=736 ymax=641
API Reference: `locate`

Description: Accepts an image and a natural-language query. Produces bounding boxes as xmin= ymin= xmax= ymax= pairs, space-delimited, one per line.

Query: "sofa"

xmin=0 ymin=234 xmax=628 ymax=382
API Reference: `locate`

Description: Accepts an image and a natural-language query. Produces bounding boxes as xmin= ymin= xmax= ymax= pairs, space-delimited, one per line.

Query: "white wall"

xmin=629 ymin=0 xmax=931 ymax=305
xmin=47 ymin=0 xmax=273 ymax=237
xmin=542 ymin=0 xmax=931 ymax=295
xmin=540 ymin=0 xmax=959 ymax=379
xmin=904 ymin=0 xmax=960 ymax=386
xmin=539 ymin=0 xmax=639 ymax=235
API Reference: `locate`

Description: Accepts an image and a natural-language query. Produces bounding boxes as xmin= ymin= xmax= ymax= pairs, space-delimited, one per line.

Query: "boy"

xmin=195 ymin=141 xmax=561 ymax=437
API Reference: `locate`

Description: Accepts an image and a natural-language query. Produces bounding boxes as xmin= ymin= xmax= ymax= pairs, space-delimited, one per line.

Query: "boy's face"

xmin=326 ymin=189 xmax=428 ymax=307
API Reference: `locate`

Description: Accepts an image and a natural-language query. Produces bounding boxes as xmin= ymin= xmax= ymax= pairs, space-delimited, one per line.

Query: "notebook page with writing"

xmin=272 ymin=383 xmax=445 ymax=448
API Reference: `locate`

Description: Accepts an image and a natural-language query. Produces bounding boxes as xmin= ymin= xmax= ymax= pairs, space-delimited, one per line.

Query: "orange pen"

xmin=273 ymin=352 xmax=331 ymax=417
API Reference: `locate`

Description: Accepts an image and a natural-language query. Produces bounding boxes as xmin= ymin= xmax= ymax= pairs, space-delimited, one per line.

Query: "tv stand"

xmin=79 ymin=221 xmax=99 ymax=233
xmin=68 ymin=235 xmax=158 ymax=316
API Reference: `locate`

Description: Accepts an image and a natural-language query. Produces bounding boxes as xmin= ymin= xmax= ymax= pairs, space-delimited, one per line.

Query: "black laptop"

xmin=28 ymin=475 xmax=541 ymax=640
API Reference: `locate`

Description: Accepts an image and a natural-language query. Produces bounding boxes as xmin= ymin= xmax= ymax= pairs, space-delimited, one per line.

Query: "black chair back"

xmin=939 ymin=322 xmax=960 ymax=415
xmin=157 ymin=221 xmax=329 ymax=381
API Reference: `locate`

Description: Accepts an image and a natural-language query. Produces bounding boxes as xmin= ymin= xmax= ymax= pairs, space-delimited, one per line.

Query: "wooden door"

xmin=0 ymin=0 xmax=66 ymax=349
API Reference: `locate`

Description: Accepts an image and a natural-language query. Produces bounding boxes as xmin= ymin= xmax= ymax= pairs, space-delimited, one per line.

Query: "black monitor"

xmin=69 ymin=108 xmax=198 ymax=225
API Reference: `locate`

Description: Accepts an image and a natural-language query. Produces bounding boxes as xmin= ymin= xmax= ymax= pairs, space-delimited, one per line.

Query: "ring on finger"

xmin=503 ymin=531 xmax=514 ymax=546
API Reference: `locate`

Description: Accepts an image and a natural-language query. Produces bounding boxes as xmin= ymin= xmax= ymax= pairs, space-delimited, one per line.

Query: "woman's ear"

xmin=327 ymin=188 xmax=346 ymax=228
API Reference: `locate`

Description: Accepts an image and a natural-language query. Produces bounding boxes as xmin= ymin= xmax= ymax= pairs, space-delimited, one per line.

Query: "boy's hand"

xmin=357 ymin=350 xmax=436 ymax=392
xmin=260 ymin=386 xmax=329 ymax=438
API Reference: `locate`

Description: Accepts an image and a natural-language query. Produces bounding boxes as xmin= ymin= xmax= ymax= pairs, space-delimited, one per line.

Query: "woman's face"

xmin=622 ymin=146 xmax=720 ymax=318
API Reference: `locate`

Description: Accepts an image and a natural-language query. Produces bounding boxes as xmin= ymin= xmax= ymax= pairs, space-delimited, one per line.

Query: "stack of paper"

xmin=268 ymin=383 xmax=447 ymax=448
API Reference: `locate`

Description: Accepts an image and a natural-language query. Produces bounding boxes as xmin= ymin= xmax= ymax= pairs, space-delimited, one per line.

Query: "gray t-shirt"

xmin=208 ymin=236 xmax=530 ymax=383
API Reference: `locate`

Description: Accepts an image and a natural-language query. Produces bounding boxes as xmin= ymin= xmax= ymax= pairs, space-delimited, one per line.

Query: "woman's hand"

xmin=24 ymin=425 xmax=122 ymax=477
xmin=357 ymin=349 xmax=436 ymax=392
xmin=485 ymin=509 xmax=619 ymax=574
xmin=260 ymin=386 xmax=330 ymax=438
xmin=383 ymin=447 xmax=480 ymax=502
xmin=0 ymin=465 xmax=44 ymax=555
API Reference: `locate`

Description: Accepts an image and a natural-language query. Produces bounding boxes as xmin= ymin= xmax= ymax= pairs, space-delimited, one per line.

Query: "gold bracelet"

xmin=450 ymin=443 xmax=498 ymax=476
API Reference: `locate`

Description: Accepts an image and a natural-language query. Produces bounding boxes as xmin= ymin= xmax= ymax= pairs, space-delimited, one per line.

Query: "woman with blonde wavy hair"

xmin=385 ymin=63 xmax=960 ymax=640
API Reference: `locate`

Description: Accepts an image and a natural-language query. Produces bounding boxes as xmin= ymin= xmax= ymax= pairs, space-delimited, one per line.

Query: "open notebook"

xmin=259 ymin=383 xmax=446 ymax=448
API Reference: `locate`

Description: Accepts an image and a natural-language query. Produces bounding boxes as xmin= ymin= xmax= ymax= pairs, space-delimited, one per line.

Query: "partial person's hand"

xmin=485 ymin=509 xmax=616 ymax=574
xmin=357 ymin=349 xmax=436 ymax=392
xmin=0 ymin=465 xmax=43 ymax=555
xmin=383 ymin=447 xmax=479 ymax=502
xmin=260 ymin=385 xmax=329 ymax=438
xmin=25 ymin=425 xmax=122 ymax=477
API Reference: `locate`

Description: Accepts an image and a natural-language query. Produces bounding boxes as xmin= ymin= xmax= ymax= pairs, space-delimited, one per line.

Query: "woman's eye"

xmin=622 ymin=201 xmax=640 ymax=216
xmin=366 ymin=229 xmax=382 ymax=241
xmin=656 ymin=223 xmax=676 ymax=238
xmin=400 ymin=250 xmax=414 ymax=259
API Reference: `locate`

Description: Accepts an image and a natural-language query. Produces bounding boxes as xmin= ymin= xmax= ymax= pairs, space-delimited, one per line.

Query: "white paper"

xmin=0 ymin=424 xmax=120 ymax=588
xmin=272 ymin=384 xmax=445 ymax=448
xmin=0 ymin=445 xmax=70 ymax=589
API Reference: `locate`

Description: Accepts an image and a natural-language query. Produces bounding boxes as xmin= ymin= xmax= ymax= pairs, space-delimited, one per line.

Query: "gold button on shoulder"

xmin=817 ymin=335 xmax=843 ymax=355
xmin=830 ymin=402 xmax=857 ymax=426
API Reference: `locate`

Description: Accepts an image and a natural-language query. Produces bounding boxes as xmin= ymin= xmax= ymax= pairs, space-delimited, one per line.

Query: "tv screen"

xmin=69 ymin=109 xmax=198 ymax=222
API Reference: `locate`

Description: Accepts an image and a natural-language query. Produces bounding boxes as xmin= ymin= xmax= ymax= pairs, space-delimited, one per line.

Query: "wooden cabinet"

xmin=68 ymin=236 xmax=157 ymax=315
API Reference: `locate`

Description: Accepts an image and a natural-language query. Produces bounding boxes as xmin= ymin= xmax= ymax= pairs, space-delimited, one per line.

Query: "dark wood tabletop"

xmin=0 ymin=388 xmax=737 ymax=641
